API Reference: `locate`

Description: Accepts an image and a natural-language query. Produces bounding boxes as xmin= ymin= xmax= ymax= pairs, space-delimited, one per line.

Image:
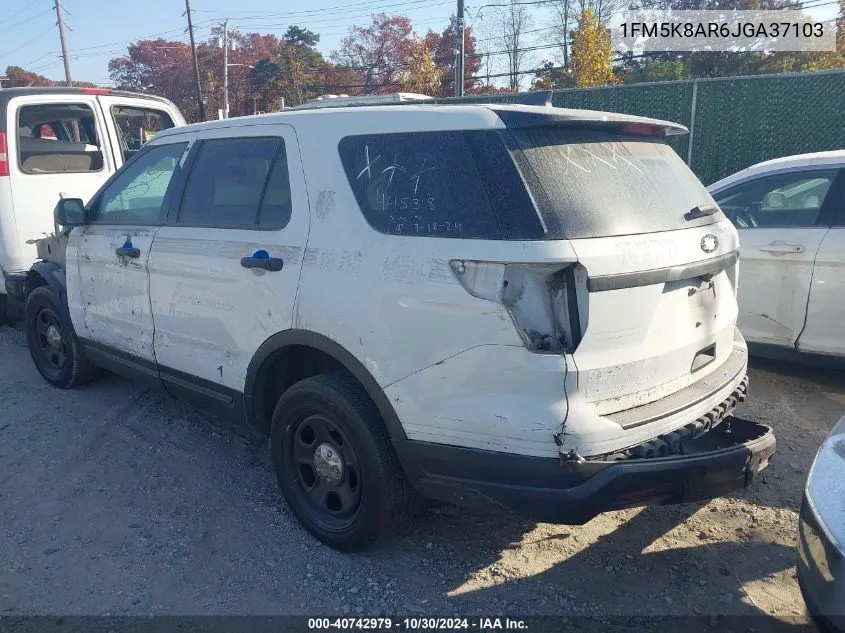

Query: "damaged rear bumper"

xmin=395 ymin=416 xmax=775 ymax=524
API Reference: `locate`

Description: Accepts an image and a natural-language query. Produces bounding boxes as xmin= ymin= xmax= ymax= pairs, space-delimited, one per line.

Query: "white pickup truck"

xmin=0 ymin=87 xmax=185 ymax=320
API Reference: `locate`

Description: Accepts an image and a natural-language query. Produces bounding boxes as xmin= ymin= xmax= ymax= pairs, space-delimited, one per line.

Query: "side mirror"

xmin=54 ymin=198 xmax=87 ymax=227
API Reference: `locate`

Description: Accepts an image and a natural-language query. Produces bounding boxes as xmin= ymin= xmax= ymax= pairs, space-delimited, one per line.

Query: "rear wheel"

xmin=25 ymin=286 xmax=100 ymax=388
xmin=270 ymin=372 xmax=419 ymax=551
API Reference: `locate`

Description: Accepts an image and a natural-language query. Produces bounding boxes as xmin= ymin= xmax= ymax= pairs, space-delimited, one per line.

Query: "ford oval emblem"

xmin=700 ymin=234 xmax=719 ymax=254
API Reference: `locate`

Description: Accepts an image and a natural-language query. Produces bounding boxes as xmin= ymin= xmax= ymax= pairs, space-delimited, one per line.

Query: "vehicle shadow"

xmin=400 ymin=499 xmax=811 ymax=629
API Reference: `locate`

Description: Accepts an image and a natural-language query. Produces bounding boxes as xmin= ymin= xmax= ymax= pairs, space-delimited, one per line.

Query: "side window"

xmin=714 ymin=169 xmax=837 ymax=229
xmin=16 ymin=103 xmax=104 ymax=174
xmin=257 ymin=150 xmax=293 ymax=228
xmin=111 ymin=106 xmax=176 ymax=162
xmin=338 ymin=132 xmax=501 ymax=239
xmin=94 ymin=142 xmax=187 ymax=225
xmin=177 ymin=137 xmax=283 ymax=228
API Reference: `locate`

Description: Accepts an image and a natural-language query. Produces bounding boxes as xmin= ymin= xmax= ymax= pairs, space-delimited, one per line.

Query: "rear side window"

xmin=177 ymin=137 xmax=290 ymax=229
xmin=338 ymin=132 xmax=502 ymax=239
xmin=510 ymin=127 xmax=722 ymax=239
xmin=16 ymin=103 xmax=104 ymax=174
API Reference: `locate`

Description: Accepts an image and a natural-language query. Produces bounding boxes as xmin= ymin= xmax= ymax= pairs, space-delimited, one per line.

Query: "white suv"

xmin=23 ymin=101 xmax=775 ymax=551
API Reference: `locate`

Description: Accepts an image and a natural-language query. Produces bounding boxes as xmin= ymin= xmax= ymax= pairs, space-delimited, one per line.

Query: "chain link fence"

xmin=437 ymin=68 xmax=845 ymax=185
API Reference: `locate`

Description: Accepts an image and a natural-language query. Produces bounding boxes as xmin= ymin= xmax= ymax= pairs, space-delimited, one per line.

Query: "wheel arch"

xmin=27 ymin=262 xmax=70 ymax=319
xmin=244 ymin=329 xmax=407 ymax=440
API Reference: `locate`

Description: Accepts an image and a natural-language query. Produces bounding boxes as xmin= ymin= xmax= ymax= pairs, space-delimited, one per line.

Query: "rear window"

xmin=510 ymin=127 xmax=721 ymax=239
xmin=338 ymin=132 xmax=502 ymax=239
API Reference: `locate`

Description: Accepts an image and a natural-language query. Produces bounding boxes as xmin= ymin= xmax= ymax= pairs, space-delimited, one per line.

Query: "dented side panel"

xmin=147 ymin=124 xmax=310 ymax=392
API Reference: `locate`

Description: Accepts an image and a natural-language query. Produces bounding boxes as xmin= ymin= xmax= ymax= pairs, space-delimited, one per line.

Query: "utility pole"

xmin=54 ymin=0 xmax=72 ymax=87
xmin=222 ymin=20 xmax=229 ymax=119
xmin=454 ymin=0 xmax=465 ymax=97
xmin=185 ymin=0 xmax=205 ymax=121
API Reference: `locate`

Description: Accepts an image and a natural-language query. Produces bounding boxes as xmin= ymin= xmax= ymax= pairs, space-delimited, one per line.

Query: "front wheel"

xmin=270 ymin=372 xmax=419 ymax=551
xmin=25 ymin=286 xmax=100 ymax=388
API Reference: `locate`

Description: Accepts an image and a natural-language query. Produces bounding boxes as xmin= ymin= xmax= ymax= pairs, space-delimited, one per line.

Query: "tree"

xmin=533 ymin=61 xmax=575 ymax=89
xmin=425 ymin=17 xmax=482 ymax=96
xmin=109 ymin=39 xmax=199 ymax=119
xmin=495 ymin=0 xmax=534 ymax=90
xmin=333 ymin=14 xmax=415 ymax=94
xmin=400 ymin=39 xmax=442 ymax=94
xmin=3 ymin=66 xmax=53 ymax=87
xmin=570 ymin=9 xmax=616 ymax=87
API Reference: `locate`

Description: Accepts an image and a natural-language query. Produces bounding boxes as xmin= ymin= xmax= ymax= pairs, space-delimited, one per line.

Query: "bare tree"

xmin=549 ymin=0 xmax=573 ymax=68
xmin=495 ymin=0 xmax=534 ymax=90
xmin=553 ymin=0 xmax=622 ymax=67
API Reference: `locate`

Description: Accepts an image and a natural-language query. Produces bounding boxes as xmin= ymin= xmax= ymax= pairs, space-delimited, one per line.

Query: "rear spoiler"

xmin=491 ymin=106 xmax=688 ymax=137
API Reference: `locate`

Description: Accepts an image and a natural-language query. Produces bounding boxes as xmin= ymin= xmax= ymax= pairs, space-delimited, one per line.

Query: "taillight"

xmin=450 ymin=260 xmax=586 ymax=353
xmin=0 ymin=132 xmax=8 ymax=177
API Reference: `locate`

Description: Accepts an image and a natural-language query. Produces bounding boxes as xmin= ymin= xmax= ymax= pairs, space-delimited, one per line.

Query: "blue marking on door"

xmin=217 ymin=365 xmax=223 ymax=377
xmin=252 ymin=249 xmax=269 ymax=260
xmin=122 ymin=238 xmax=133 ymax=249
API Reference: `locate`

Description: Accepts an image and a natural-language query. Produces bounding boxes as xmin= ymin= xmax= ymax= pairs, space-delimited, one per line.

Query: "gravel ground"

xmin=1 ymin=315 xmax=843 ymax=625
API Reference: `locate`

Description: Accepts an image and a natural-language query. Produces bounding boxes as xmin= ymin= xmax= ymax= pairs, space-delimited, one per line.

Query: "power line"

xmin=0 ymin=6 xmax=52 ymax=34
xmin=193 ymin=0 xmax=450 ymax=19
xmin=0 ymin=0 xmax=40 ymax=23
xmin=0 ymin=24 xmax=56 ymax=59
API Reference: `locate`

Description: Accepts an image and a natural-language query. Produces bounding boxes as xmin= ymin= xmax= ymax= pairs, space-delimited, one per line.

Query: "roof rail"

xmin=287 ymin=92 xmax=434 ymax=110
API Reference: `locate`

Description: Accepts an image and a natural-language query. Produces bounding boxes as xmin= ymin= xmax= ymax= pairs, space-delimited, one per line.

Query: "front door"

xmin=147 ymin=125 xmax=309 ymax=407
xmin=713 ymin=168 xmax=840 ymax=351
xmin=73 ymin=140 xmax=188 ymax=375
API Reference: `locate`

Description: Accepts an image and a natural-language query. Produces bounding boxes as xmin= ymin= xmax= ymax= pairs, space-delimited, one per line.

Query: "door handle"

xmin=759 ymin=242 xmax=804 ymax=254
xmin=241 ymin=250 xmax=283 ymax=271
xmin=115 ymin=246 xmax=141 ymax=258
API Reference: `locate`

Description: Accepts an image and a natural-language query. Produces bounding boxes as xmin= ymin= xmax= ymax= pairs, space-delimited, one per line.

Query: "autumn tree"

xmin=570 ymin=9 xmax=616 ymax=87
xmin=3 ymin=66 xmax=53 ymax=87
xmin=333 ymin=14 xmax=415 ymax=94
xmin=400 ymin=39 xmax=442 ymax=95
xmin=424 ymin=17 xmax=481 ymax=96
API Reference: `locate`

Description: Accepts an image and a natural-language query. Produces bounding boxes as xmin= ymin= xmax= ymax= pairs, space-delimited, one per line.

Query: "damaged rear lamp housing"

xmin=450 ymin=259 xmax=584 ymax=354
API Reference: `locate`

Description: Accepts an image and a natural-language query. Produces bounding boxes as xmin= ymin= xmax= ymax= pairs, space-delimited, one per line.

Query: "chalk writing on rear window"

xmin=338 ymin=132 xmax=499 ymax=239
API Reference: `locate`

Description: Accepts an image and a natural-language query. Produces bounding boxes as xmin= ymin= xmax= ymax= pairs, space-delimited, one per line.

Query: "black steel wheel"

xmin=270 ymin=372 xmax=419 ymax=551
xmin=25 ymin=286 xmax=100 ymax=389
xmin=31 ymin=304 xmax=68 ymax=380
xmin=289 ymin=413 xmax=363 ymax=529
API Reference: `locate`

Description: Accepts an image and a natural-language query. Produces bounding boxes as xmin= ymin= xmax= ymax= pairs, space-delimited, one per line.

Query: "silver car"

xmin=798 ymin=415 xmax=845 ymax=632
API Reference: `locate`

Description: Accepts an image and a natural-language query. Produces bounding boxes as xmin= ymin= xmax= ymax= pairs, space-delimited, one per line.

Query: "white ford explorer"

xmin=23 ymin=99 xmax=775 ymax=551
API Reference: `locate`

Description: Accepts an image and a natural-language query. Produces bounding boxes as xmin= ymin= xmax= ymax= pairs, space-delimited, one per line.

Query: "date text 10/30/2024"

xmin=308 ymin=618 xmax=529 ymax=631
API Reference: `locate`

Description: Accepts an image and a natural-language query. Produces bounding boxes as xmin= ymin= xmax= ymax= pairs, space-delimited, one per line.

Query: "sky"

xmin=0 ymin=0 xmax=839 ymax=88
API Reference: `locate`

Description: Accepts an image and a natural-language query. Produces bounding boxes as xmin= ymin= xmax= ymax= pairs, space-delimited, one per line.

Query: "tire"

xmin=25 ymin=286 xmax=101 ymax=388
xmin=270 ymin=371 xmax=419 ymax=551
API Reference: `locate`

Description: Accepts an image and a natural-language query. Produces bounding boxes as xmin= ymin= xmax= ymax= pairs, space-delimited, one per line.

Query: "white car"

xmin=709 ymin=151 xmax=845 ymax=366
xmin=0 ymin=87 xmax=185 ymax=321
xmin=24 ymin=99 xmax=774 ymax=550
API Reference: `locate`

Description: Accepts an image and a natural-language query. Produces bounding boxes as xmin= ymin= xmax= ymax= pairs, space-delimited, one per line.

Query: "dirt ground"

xmin=1 ymin=314 xmax=843 ymax=626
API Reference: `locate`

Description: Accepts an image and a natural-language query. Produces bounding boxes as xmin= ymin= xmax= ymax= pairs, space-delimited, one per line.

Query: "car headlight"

xmin=806 ymin=415 xmax=845 ymax=550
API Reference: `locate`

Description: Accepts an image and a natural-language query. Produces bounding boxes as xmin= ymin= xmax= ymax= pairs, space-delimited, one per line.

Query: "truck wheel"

xmin=270 ymin=371 xmax=419 ymax=551
xmin=25 ymin=286 xmax=100 ymax=388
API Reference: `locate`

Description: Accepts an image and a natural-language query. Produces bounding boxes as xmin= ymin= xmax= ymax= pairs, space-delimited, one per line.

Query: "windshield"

xmin=510 ymin=127 xmax=722 ymax=239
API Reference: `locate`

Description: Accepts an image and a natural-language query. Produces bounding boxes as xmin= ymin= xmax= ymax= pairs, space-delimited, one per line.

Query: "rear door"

xmin=97 ymin=95 xmax=185 ymax=168
xmin=796 ymin=169 xmax=845 ymax=358
xmin=4 ymin=94 xmax=113 ymax=273
xmin=147 ymin=125 xmax=309 ymax=410
xmin=73 ymin=140 xmax=188 ymax=376
xmin=712 ymin=168 xmax=839 ymax=353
